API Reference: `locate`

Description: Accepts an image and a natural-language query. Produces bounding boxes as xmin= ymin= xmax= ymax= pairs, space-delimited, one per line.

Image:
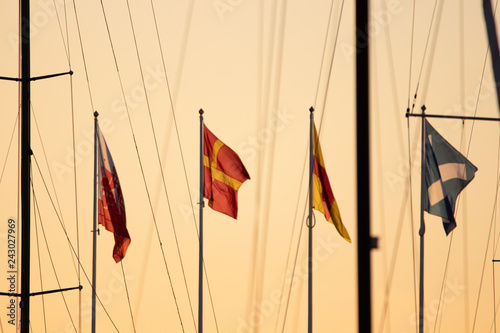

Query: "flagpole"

xmin=419 ymin=106 xmax=426 ymax=333
xmin=92 ymin=111 xmax=99 ymax=333
xmin=198 ymin=108 xmax=204 ymax=333
xmin=308 ymin=107 xmax=315 ymax=333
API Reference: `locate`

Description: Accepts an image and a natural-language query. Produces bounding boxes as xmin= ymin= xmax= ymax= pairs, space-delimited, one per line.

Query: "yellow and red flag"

xmin=203 ymin=124 xmax=250 ymax=218
xmin=97 ymin=126 xmax=131 ymax=262
xmin=312 ymin=124 xmax=351 ymax=242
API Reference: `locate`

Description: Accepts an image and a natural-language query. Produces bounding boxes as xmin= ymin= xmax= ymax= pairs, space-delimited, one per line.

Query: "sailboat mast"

xmin=356 ymin=0 xmax=373 ymax=331
xmin=308 ymin=108 xmax=314 ymax=333
xmin=198 ymin=109 xmax=204 ymax=333
xmin=20 ymin=0 xmax=31 ymax=330
xmin=92 ymin=113 xmax=99 ymax=333
xmin=418 ymin=108 xmax=426 ymax=333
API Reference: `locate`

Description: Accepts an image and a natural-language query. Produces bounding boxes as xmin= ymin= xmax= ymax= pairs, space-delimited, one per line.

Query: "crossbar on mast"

xmin=406 ymin=111 xmax=500 ymax=122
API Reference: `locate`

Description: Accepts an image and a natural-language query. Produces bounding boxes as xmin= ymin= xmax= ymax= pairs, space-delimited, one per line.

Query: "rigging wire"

xmin=31 ymin=175 xmax=77 ymax=332
xmin=33 ymin=186 xmax=48 ymax=333
xmin=32 ymin=108 xmax=79 ymax=277
xmin=472 ymin=170 xmax=500 ymax=332
xmin=277 ymin=0 xmax=345 ymax=330
xmin=487 ymin=115 xmax=500 ymax=333
xmin=246 ymin=0 xmax=281 ymax=327
xmin=119 ymin=262 xmax=136 ymax=333
xmin=97 ymin=0 xmax=185 ymax=330
xmin=407 ymin=0 xmax=417 ymax=111
xmin=376 ymin=0 xmax=421 ymax=330
xmin=123 ymin=0 xmax=197 ymax=330
xmin=147 ymin=0 xmax=220 ymax=329
xmin=31 ymin=155 xmax=121 ymax=331
xmin=458 ymin=0 xmax=471 ymax=330
xmin=409 ymin=0 xmax=440 ymax=111
xmin=432 ymin=234 xmax=454 ymax=333
xmin=60 ymin=0 xmax=84 ymax=329
xmin=250 ymin=1 xmax=290 ymax=330
xmin=0 ymin=114 xmax=18 ymax=184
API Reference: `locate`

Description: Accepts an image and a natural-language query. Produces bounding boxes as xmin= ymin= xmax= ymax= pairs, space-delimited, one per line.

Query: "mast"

xmin=356 ymin=0 xmax=373 ymax=332
xmin=418 ymin=107 xmax=426 ymax=333
xmin=308 ymin=107 xmax=314 ymax=333
xmin=92 ymin=112 xmax=99 ymax=333
xmin=20 ymin=0 xmax=31 ymax=330
xmin=198 ymin=108 xmax=204 ymax=333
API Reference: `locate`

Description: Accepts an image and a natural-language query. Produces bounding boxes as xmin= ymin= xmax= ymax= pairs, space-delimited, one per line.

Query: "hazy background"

xmin=1 ymin=0 xmax=500 ymax=332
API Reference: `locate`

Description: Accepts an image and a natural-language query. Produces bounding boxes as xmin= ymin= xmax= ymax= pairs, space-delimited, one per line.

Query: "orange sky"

xmin=1 ymin=0 xmax=500 ymax=332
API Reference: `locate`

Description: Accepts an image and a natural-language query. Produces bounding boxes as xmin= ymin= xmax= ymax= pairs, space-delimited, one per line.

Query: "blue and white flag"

xmin=424 ymin=119 xmax=478 ymax=235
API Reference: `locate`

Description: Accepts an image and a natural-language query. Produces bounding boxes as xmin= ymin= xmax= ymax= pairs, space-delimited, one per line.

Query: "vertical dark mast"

xmin=356 ymin=0 xmax=373 ymax=332
xmin=20 ymin=0 xmax=31 ymax=331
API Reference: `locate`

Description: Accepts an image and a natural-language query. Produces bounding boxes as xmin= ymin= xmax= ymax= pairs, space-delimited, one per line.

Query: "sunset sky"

xmin=1 ymin=0 xmax=500 ymax=332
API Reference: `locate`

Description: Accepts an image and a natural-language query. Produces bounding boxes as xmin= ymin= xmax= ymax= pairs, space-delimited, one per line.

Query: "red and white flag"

xmin=97 ymin=126 xmax=130 ymax=263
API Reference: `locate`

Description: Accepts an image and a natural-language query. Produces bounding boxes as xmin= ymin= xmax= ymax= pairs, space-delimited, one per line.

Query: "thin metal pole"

xmin=20 ymin=0 xmax=31 ymax=330
xmin=406 ymin=112 xmax=500 ymax=122
xmin=92 ymin=112 xmax=99 ymax=333
xmin=356 ymin=0 xmax=372 ymax=332
xmin=308 ymin=107 xmax=314 ymax=333
xmin=198 ymin=109 xmax=204 ymax=333
xmin=419 ymin=109 xmax=426 ymax=333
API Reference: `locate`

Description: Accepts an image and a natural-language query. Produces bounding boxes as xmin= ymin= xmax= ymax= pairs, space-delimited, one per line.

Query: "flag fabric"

xmin=312 ymin=124 xmax=351 ymax=243
xmin=97 ymin=125 xmax=131 ymax=262
xmin=424 ymin=119 xmax=478 ymax=235
xmin=203 ymin=124 xmax=250 ymax=219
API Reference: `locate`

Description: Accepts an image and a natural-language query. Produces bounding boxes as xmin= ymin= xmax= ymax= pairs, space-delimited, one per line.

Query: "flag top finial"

xmin=309 ymin=106 xmax=314 ymax=113
xmin=94 ymin=111 xmax=99 ymax=118
xmin=199 ymin=108 xmax=204 ymax=115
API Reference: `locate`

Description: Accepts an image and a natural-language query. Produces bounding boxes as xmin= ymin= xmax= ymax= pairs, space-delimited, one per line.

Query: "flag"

xmin=203 ymin=124 xmax=250 ymax=218
xmin=97 ymin=125 xmax=131 ymax=262
xmin=312 ymin=124 xmax=351 ymax=243
xmin=424 ymin=119 xmax=478 ymax=235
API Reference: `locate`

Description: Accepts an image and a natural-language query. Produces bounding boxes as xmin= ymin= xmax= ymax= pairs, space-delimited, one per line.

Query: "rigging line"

xmin=316 ymin=0 xmax=345 ymax=118
xmin=273 ymin=149 xmax=308 ymax=333
xmin=472 ymin=169 xmax=500 ymax=332
xmin=492 ymin=124 xmax=500 ymax=333
xmin=148 ymin=0 xmax=219 ymax=329
xmin=98 ymin=1 xmax=185 ymax=331
xmin=406 ymin=117 xmax=419 ymax=333
xmin=410 ymin=0 xmax=440 ymax=108
xmin=280 ymin=198 xmax=308 ymax=333
xmin=313 ymin=0 xmax=336 ymax=108
xmin=378 ymin=117 xmax=422 ymax=333
xmin=253 ymin=1 xmax=290 ymax=330
xmin=33 ymin=187 xmax=48 ymax=333
xmin=62 ymin=0 xmax=82 ymax=330
xmin=464 ymin=0 xmax=499 ymax=160
xmin=432 ymin=234 xmax=454 ymax=333
xmin=119 ymin=262 xmax=136 ymax=333
xmin=277 ymin=1 xmax=344 ymax=329
xmin=0 ymin=114 xmax=18 ymax=184
xmin=123 ymin=1 xmax=196 ymax=330
xmin=51 ymin=0 xmax=69 ymax=63
xmin=419 ymin=0 xmax=446 ymax=105
xmin=32 ymin=156 xmax=121 ymax=332
xmin=31 ymin=179 xmax=77 ymax=333
xmin=407 ymin=0 xmax=417 ymax=111
xmin=70 ymin=0 xmax=96 ymax=112
xmin=458 ymin=1 xmax=470 ymax=329
xmin=31 ymin=110 xmax=79 ymax=277
xmin=247 ymin=0 xmax=281 ymax=325
xmin=489 ymin=294 xmax=500 ymax=333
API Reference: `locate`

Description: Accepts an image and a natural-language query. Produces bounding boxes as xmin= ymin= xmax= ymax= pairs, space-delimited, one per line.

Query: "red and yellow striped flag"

xmin=203 ymin=124 xmax=250 ymax=219
xmin=312 ymin=124 xmax=351 ymax=242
